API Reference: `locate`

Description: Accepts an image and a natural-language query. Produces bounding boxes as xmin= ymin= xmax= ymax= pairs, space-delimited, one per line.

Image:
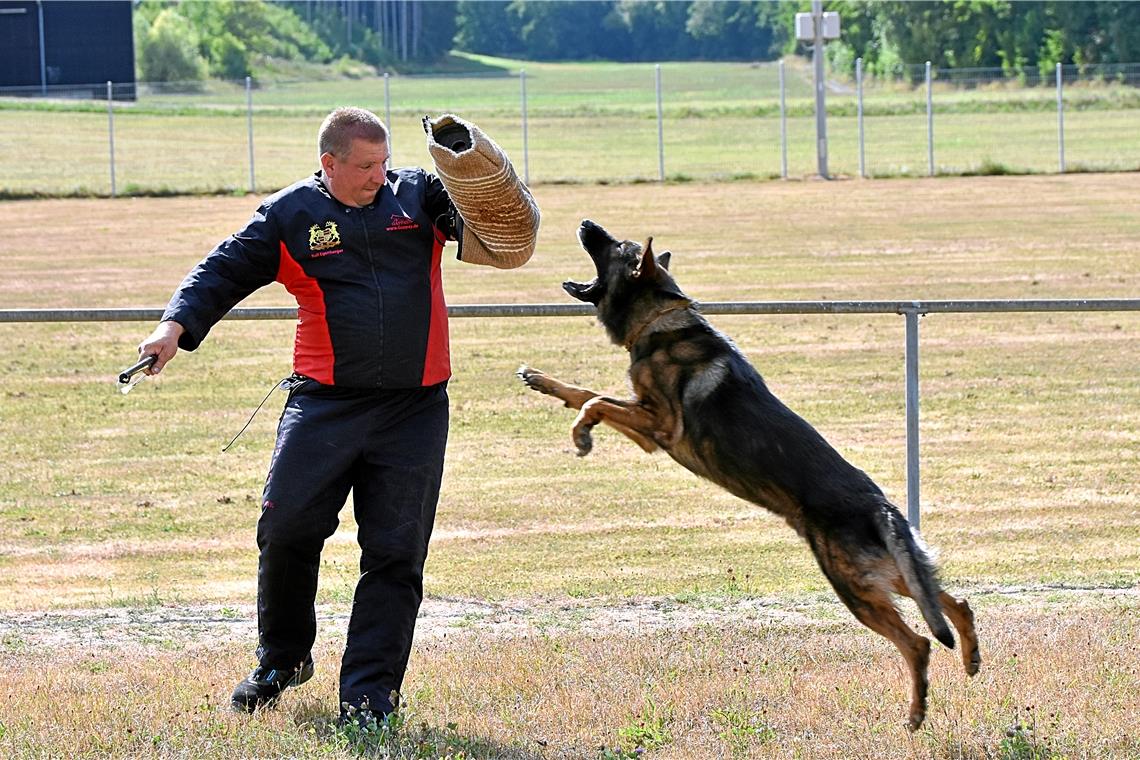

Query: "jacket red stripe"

xmin=421 ymin=228 xmax=450 ymax=386
xmin=276 ymin=241 xmax=335 ymax=385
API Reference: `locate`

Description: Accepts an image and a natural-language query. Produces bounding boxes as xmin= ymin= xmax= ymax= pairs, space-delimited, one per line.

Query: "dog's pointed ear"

xmin=633 ymin=237 xmax=656 ymax=280
xmin=657 ymin=250 xmax=671 ymax=271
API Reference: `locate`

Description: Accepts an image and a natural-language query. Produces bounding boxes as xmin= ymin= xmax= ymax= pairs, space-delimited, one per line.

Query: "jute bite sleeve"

xmin=423 ymin=113 xmax=539 ymax=269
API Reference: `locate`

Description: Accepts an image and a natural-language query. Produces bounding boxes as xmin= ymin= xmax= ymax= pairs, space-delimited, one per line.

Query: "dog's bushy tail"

xmin=877 ymin=501 xmax=955 ymax=649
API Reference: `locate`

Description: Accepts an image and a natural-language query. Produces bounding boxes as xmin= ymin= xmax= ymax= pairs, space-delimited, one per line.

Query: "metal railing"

xmin=4 ymin=297 xmax=1137 ymax=530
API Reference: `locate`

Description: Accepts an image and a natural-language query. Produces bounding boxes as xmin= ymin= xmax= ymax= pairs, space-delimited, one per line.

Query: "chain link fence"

xmin=1 ymin=60 xmax=1137 ymax=196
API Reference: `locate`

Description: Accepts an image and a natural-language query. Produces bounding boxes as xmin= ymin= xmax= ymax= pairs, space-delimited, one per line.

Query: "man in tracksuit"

xmin=137 ymin=107 xmax=532 ymax=723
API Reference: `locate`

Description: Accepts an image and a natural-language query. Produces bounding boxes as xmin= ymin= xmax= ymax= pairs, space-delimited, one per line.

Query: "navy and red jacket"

xmin=163 ymin=169 xmax=462 ymax=389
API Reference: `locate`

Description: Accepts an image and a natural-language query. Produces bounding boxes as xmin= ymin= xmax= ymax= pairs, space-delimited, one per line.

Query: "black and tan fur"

xmin=518 ymin=220 xmax=980 ymax=731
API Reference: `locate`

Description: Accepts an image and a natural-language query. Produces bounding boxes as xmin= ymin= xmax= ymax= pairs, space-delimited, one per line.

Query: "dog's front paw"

xmin=517 ymin=364 xmax=556 ymax=396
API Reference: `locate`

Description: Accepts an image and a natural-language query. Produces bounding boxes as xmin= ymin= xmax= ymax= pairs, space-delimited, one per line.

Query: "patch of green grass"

xmin=998 ymin=707 xmax=1066 ymax=760
xmin=611 ymin=695 xmax=672 ymax=757
xmin=711 ymin=692 xmax=778 ymax=756
xmin=963 ymin=157 xmax=1020 ymax=176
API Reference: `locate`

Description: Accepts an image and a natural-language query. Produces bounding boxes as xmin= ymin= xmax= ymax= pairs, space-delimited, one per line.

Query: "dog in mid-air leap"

xmin=518 ymin=220 xmax=980 ymax=731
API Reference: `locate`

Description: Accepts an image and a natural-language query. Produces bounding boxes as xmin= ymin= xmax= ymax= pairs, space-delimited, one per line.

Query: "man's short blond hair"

xmin=318 ymin=107 xmax=389 ymax=160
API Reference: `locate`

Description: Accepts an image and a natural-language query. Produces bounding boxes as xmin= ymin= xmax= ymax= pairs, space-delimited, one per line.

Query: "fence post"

xmin=925 ymin=61 xmax=934 ymax=176
xmin=655 ymin=64 xmax=665 ymax=182
xmin=779 ymin=59 xmax=788 ymax=179
xmin=245 ymin=76 xmax=255 ymax=193
xmin=904 ymin=308 xmax=921 ymax=529
xmin=520 ymin=68 xmax=530 ymax=185
xmin=1056 ymin=62 xmax=1066 ymax=173
xmin=856 ymin=56 xmax=865 ymax=178
xmin=106 ymin=81 xmax=117 ymax=198
xmin=383 ymin=72 xmax=392 ymax=159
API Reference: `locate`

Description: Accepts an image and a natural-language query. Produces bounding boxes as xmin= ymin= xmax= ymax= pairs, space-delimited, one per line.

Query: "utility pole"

xmin=811 ymin=0 xmax=827 ymax=178
xmin=795 ymin=3 xmax=841 ymax=179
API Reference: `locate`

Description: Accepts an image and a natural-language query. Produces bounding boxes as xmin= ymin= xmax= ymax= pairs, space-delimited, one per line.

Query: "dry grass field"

xmin=0 ymin=173 xmax=1137 ymax=758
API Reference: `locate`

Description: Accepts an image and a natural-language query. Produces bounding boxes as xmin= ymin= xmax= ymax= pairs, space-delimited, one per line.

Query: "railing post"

xmin=655 ymin=63 xmax=665 ymax=182
xmin=856 ymin=56 xmax=865 ymax=178
xmin=106 ymin=80 xmax=117 ymax=198
xmin=1056 ymin=62 xmax=1066 ymax=173
xmin=779 ymin=59 xmax=788 ymax=179
xmin=520 ymin=68 xmax=530 ymax=185
xmin=904 ymin=308 xmax=921 ymax=529
xmin=245 ymin=76 xmax=255 ymax=193
xmin=925 ymin=61 xmax=934 ymax=177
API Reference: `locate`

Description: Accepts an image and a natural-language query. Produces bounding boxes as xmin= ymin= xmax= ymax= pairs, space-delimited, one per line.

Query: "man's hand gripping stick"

xmin=118 ymin=355 xmax=157 ymax=395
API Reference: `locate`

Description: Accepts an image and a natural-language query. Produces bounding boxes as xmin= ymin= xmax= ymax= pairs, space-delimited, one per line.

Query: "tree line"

xmin=134 ymin=1 xmax=1140 ymax=84
xmin=459 ymin=1 xmax=1139 ymax=73
xmin=134 ymin=0 xmax=456 ymax=82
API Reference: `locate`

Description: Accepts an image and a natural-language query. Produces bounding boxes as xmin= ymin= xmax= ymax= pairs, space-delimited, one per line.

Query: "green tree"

xmin=821 ymin=0 xmax=1140 ymax=79
xmin=686 ymin=1 xmax=780 ymax=60
xmin=299 ymin=0 xmax=454 ymax=68
xmin=507 ymin=1 xmax=630 ymax=61
xmin=135 ymin=0 xmax=335 ymax=81
xmin=136 ymin=8 xmax=208 ymax=84
xmin=455 ymin=0 xmax=521 ymax=56
xmin=416 ymin=2 xmax=459 ymax=63
xmin=1052 ymin=1 xmax=1140 ymax=66
xmin=815 ymin=1 xmax=881 ymax=75
xmin=208 ymin=31 xmax=251 ymax=80
xmin=177 ymin=0 xmax=332 ymax=73
xmin=614 ymin=0 xmax=696 ymax=61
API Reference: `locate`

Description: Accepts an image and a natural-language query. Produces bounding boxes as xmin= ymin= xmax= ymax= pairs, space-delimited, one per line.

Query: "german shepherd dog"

xmin=518 ymin=220 xmax=980 ymax=731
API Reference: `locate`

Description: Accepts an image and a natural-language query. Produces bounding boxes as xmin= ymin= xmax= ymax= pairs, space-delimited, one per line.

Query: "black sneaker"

xmin=230 ymin=657 xmax=314 ymax=713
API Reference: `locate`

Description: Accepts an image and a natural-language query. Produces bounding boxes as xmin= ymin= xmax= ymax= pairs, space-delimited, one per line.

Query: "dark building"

xmin=0 ymin=0 xmax=134 ymax=99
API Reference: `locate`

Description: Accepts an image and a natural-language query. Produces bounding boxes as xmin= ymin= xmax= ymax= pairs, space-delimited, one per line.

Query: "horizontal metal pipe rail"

xmin=3 ymin=298 xmax=1137 ymax=530
xmin=2 ymin=299 xmax=1137 ymax=323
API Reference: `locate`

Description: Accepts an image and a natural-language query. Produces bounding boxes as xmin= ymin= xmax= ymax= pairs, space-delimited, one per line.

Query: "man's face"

xmin=321 ymin=138 xmax=389 ymax=207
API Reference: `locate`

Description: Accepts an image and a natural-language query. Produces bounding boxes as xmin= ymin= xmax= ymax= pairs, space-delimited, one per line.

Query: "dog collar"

xmin=623 ymin=300 xmax=693 ymax=351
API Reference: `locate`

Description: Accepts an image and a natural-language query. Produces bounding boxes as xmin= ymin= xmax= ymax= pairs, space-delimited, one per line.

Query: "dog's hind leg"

xmin=848 ymin=592 xmax=931 ymax=732
xmin=889 ymin=580 xmax=981 ymax=677
xmin=939 ymin=592 xmax=981 ymax=676
xmin=816 ymin=548 xmax=932 ymax=731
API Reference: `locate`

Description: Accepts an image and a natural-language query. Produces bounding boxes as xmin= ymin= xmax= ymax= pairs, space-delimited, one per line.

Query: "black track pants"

xmin=255 ymin=380 xmax=448 ymax=714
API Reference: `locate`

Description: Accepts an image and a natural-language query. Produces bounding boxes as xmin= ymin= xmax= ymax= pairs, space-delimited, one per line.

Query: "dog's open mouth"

xmin=563 ymin=219 xmax=614 ymax=302
xmin=562 ymin=275 xmax=599 ymax=302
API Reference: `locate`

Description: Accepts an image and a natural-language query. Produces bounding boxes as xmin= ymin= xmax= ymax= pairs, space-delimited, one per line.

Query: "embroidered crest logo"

xmin=308 ymin=221 xmax=341 ymax=251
